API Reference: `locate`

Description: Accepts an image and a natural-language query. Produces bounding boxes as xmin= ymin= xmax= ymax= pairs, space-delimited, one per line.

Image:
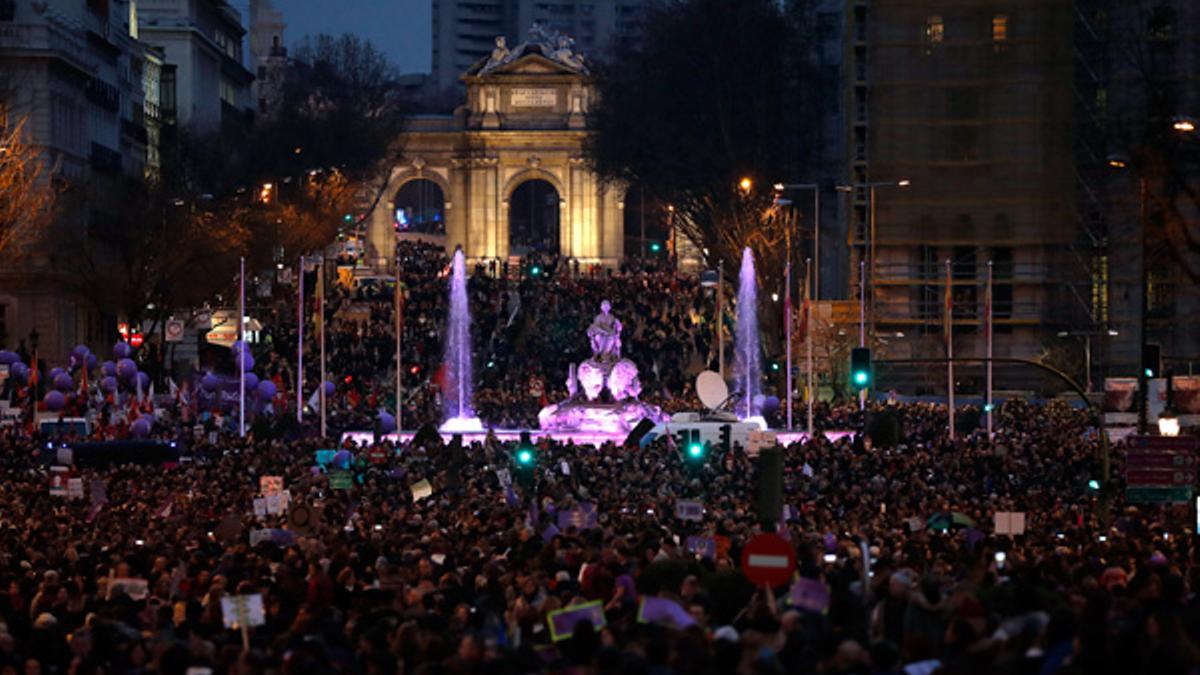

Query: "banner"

xmin=1104 ymin=378 xmax=1138 ymax=413
xmin=546 ymin=601 xmax=606 ymax=642
xmin=1172 ymin=375 xmax=1200 ymax=415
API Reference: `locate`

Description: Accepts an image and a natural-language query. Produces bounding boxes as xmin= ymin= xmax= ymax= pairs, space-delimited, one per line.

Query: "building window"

xmin=992 ymin=14 xmax=1008 ymax=42
xmin=220 ymin=78 xmax=237 ymax=105
xmin=925 ymin=15 xmax=944 ymax=44
xmin=1090 ymin=253 xmax=1108 ymax=323
xmin=160 ymin=66 xmax=177 ymax=121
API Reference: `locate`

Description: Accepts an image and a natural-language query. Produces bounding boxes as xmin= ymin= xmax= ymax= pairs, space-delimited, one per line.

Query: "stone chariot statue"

xmin=539 ymin=300 xmax=664 ymax=432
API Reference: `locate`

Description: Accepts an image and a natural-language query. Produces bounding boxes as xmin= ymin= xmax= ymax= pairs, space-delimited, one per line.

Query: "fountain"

xmin=440 ymin=249 xmax=484 ymax=433
xmin=734 ymin=247 xmax=766 ymax=428
xmin=537 ymin=300 xmax=666 ymax=432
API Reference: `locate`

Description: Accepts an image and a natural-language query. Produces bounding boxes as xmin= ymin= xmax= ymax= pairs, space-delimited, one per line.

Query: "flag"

xmin=79 ymin=362 xmax=88 ymax=397
xmin=799 ymin=269 xmax=811 ymax=344
xmin=155 ymin=497 xmax=174 ymax=519
xmin=784 ymin=260 xmax=793 ymax=343
xmin=28 ymin=351 xmax=38 ymax=387
xmin=983 ymin=269 xmax=992 ymax=345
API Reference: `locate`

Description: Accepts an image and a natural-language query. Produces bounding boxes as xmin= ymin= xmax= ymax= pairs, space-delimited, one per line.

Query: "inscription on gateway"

xmin=510 ymin=88 xmax=558 ymax=108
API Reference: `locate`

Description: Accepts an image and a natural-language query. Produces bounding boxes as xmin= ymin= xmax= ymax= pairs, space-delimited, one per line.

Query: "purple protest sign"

xmin=541 ymin=524 xmax=561 ymax=542
xmin=674 ymin=499 xmax=703 ymax=521
xmin=685 ymin=535 xmax=716 ymax=560
xmin=546 ymin=601 xmax=606 ymax=642
xmin=637 ymin=596 xmax=697 ymax=629
xmin=788 ymin=577 xmax=831 ymax=614
xmin=557 ymin=502 xmax=598 ymax=530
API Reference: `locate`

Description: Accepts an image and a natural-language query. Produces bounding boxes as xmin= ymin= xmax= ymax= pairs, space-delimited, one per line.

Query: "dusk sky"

xmin=232 ymin=0 xmax=432 ymax=75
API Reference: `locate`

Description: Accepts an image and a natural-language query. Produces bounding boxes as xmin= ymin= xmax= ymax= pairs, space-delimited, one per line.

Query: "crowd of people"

xmin=0 ymin=399 xmax=1196 ymax=675
xmin=247 ymin=241 xmax=716 ymax=434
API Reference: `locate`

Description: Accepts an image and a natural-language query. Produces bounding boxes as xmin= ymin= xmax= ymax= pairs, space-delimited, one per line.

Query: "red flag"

xmin=944 ymin=262 xmax=953 ymax=347
xmin=28 ymin=351 xmax=38 ymax=387
xmin=798 ymin=272 xmax=811 ymax=343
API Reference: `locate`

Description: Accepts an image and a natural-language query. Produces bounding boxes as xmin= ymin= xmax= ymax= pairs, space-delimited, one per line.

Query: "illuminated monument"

xmin=538 ymin=300 xmax=665 ymax=432
xmin=366 ymin=26 xmax=625 ymax=268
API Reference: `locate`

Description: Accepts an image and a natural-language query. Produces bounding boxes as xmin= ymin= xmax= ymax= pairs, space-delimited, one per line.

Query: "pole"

xmin=297 ymin=257 xmax=304 ymax=423
xmin=946 ymin=259 xmax=955 ymax=439
xmin=238 ymin=256 xmax=246 ymax=438
xmin=858 ymin=259 xmax=865 ymax=411
xmin=718 ymin=259 xmax=725 ymax=379
xmin=806 ymin=258 xmax=814 ymax=437
xmin=786 ymin=215 xmax=793 ymax=431
xmin=640 ymin=186 xmax=646 ymax=258
xmin=986 ymin=260 xmax=993 ymax=439
xmin=868 ymin=185 xmax=876 ymax=334
xmin=395 ymin=256 xmax=403 ymax=433
xmin=1085 ymin=335 xmax=1092 ymax=393
xmin=318 ymin=260 xmax=327 ymax=438
xmin=782 ymin=254 xmax=792 ymax=427
xmin=1137 ymin=177 xmax=1148 ymax=434
xmin=813 ymin=186 xmax=820 ymax=301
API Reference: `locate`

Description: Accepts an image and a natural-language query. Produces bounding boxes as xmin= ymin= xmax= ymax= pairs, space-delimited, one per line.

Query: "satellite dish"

xmin=696 ymin=371 xmax=729 ymax=411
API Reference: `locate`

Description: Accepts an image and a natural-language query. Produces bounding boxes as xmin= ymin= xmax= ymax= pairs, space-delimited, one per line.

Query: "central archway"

xmin=508 ymin=179 xmax=560 ymax=256
xmin=393 ymin=179 xmax=446 ymax=235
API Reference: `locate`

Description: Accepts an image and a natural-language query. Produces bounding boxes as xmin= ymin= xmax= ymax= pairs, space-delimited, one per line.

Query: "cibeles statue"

xmin=539 ymin=300 xmax=661 ymax=432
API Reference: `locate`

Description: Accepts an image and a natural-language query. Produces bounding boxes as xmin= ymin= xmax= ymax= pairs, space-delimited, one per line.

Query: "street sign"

xmin=368 ymin=446 xmax=388 ymax=465
xmin=1125 ymin=469 xmax=1193 ymax=486
xmin=1126 ymin=452 xmax=1197 ymax=468
xmin=1126 ymin=486 xmax=1192 ymax=504
xmin=1129 ymin=435 xmax=1198 ymax=451
xmin=740 ymin=533 xmax=796 ymax=587
xmin=165 ymin=319 xmax=185 ymax=342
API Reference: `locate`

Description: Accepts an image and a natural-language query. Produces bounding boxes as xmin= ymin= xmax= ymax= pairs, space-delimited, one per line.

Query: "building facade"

xmin=136 ymin=0 xmax=253 ymax=130
xmin=247 ymin=0 xmax=285 ymax=116
xmin=0 ymin=0 xmax=161 ymax=360
xmin=430 ymin=0 xmax=646 ymax=94
xmin=368 ymin=32 xmax=624 ymax=268
xmin=839 ymin=0 xmax=1085 ymax=393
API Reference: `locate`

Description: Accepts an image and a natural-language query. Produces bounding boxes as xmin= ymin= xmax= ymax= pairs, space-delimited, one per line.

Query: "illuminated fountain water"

xmin=440 ymin=249 xmax=484 ymax=432
xmin=734 ymin=247 xmax=766 ymax=428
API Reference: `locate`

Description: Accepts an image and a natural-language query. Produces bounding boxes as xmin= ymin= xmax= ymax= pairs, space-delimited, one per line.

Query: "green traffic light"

xmin=853 ymin=371 xmax=869 ymax=386
xmin=531 ymin=266 xmax=541 ymax=276
xmin=1087 ymin=479 xmax=1100 ymax=491
xmin=517 ymin=448 xmax=534 ymax=465
xmin=771 ymin=362 xmax=781 ymax=372
xmin=343 ymin=213 xmax=353 ymax=222
xmin=687 ymin=443 xmax=704 ymax=459
xmin=1144 ymin=367 xmax=1154 ymax=378
xmin=650 ymin=242 xmax=661 ymax=253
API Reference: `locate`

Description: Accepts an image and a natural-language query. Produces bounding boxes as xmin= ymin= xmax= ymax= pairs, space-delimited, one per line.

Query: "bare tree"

xmin=0 ymin=113 xmax=57 ymax=260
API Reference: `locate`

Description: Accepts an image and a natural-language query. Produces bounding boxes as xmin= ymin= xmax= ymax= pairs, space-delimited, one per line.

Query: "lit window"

xmin=992 ymin=14 xmax=1008 ymax=42
xmin=925 ymin=15 xmax=944 ymax=44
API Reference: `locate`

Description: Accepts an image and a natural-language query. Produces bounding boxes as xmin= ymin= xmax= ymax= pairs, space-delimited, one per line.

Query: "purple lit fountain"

xmin=537 ymin=300 xmax=666 ymax=432
xmin=735 ymin=247 xmax=766 ymax=428
xmin=440 ymin=249 xmax=484 ymax=432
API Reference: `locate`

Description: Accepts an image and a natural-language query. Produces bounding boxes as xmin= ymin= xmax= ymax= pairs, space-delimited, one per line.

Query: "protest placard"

xmin=674 ymin=499 xmax=704 ymax=521
xmin=994 ymin=511 xmax=1026 ymax=536
xmin=220 ymin=594 xmax=265 ymax=629
xmin=411 ymin=479 xmax=433 ymax=501
xmin=546 ymin=601 xmax=606 ymax=642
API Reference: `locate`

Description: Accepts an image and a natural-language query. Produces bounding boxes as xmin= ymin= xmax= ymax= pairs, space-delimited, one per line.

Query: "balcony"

xmin=89 ymin=142 xmax=122 ymax=174
xmin=85 ymin=77 xmax=120 ymax=112
xmin=121 ymin=118 xmax=148 ymax=144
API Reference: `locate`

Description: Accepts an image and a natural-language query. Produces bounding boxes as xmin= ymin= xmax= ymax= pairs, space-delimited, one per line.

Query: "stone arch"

xmin=389 ymin=167 xmax=453 ymax=206
xmin=502 ymin=168 xmax=567 ymax=205
xmin=392 ymin=178 xmax=447 ymax=234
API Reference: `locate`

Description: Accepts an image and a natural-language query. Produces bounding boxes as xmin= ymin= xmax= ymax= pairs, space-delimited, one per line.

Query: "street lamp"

xmin=1173 ymin=117 xmax=1196 ymax=133
xmin=835 ymin=180 xmax=911 ymax=346
xmin=739 ymin=177 xmax=753 ymax=194
xmin=1055 ymin=329 xmax=1117 ymax=393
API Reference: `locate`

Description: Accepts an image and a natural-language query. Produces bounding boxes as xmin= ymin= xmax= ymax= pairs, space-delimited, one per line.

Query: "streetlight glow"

xmin=739 ymin=177 xmax=752 ymax=193
xmin=897 ymin=179 xmax=911 ymax=187
xmin=1173 ymin=118 xmax=1196 ymax=133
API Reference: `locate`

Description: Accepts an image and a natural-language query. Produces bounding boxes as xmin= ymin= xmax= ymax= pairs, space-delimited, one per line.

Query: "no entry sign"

xmin=740 ymin=533 xmax=796 ymax=587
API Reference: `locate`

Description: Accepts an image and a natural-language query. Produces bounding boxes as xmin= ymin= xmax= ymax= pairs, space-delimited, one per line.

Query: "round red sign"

xmin=740 ymin=533 xmax=797 ymax=587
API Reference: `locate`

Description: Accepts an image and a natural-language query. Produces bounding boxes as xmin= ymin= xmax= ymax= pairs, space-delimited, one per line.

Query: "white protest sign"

xmin=411 ymin=479 xmax=433 ymax=502
xmin=220 ymin=594 xmax=266 ymax=628
xmin=994 ymin=511 xmax=1026 ymax=536
xmin=674 ymin=499 xmax=704 ymax=521
xmin=253 ymin=498 xmax=267 ymax=518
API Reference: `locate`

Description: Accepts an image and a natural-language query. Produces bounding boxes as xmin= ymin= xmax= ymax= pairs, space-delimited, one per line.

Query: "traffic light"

xmin=770 ymin=361 xmax=781 ymax=372
xmin=514 ymin=432 xmax=536 ymax=486
xmin=754 ymin=446 xmax=784 ymax=525
xmin=516 ymin=447 xmax=535 ymax=466
xmin=530 ymin=265 xmax=542 ymax=277
xmin=1142 ymin=343 xmax=1161 ymax=378
xmin=718 ymin=424 xmax=732 ymax=453
xmin=649 ymin=242 xmax=662 ymax=253
xmin=674 ymin=428 xmax=704 ymax=462
xmin=850 ymin=347 xmax=872 ymax=391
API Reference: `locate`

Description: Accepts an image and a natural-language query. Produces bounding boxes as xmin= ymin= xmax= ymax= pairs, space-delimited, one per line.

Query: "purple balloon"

xmin=231 ymin=340 xmax=251 ymax=355
xmin=323 ymin=381 xmax=335 ymax=396
xmin=72 ymin=344 xmax=90 ymax=359
xmin=102 ymin=361 xmax=116 ymax=377
xmin=236 ymin=353 xmax=255 ymax=372
xmin=0 ymin=351 xmax=17 ymax=365
xmin=257 ymin=379 xmax=277 ymax=400
xmin=43 ymin=390 xmax=65 ymax=412
xmin=85 ymin=353 xmax=98 ymax=370
xmin=243 ymin=372 xmax=259 ymax=391
xmin=116 ymin=358 xmax=137 ymax=380
xmin=10 ymin=362 xmax=28 ymax=381
xmin=130 ymin=417 xmax=151 ymax=438
xmin=378 ymin=411 xmax=396 ymax=434
xmin=53 ymin=373 xmax=73 ymax=391
xmin=136 ymin=371 xmax=150 ymax=391
xmin=49 ymin=367 xmax=65 ymax=381
xmin=113 ymin=341 xmax=131 ymax=359
xmin=201 ymin=373 xmax=221 ymax=393
xmin=101 ymin=376 xmax=118 ymax=393
xmin=333 ymin=449 xmax=352 ymax=469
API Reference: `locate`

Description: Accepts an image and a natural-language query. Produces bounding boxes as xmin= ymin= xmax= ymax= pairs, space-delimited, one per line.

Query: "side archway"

xmin=505 ymin=170 xmax=566 ymax=256
xmin=393 ymin=178 xmax=447 ymax=235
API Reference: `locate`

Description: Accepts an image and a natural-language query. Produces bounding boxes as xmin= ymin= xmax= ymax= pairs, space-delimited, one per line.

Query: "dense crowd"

xmin=0 ymin=399 xmax=1196 ymax=674
xmin=250 ymin=242 xmax=718 ymax=433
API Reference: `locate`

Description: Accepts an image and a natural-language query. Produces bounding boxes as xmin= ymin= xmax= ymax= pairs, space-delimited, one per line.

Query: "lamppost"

xmin=835 ymin=180 xmax=910 ymax=341
xmin=1056 ymin=328 xmax=1119 ymax=394
xmin=772 ymin=182 xmax=821 ymax=300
